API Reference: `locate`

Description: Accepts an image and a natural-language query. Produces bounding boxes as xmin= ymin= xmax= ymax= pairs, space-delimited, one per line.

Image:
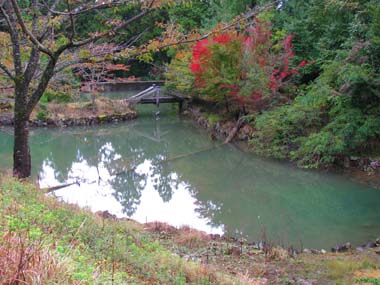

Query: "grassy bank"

xmin=1 ymin=177 xmax=380 ymax=284
xmin=0 ymin=177 xmax=232 ymax=284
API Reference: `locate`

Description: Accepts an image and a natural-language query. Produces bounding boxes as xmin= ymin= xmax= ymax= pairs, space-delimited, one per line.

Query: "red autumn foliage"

xmin=213 ymin=34 xmax=233 ymax=44
xmin=189 ymin=20 xmax=309 ymax=112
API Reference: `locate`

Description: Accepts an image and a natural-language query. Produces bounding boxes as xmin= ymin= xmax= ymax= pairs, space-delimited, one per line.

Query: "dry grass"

xmin=0 ymin=232 xmax=73 ymax=285
xmin=174 ymin=226 xmax=210 ymax=249
xmin=144 ymin=221 xmax=178 ymax=235
xmin=37 ymin=97 xmax=133 ymax=120
xmin=235 ymin=271 xmax=269 ymax=285
xmin=266 ymin=246 xmax=289 ymax=261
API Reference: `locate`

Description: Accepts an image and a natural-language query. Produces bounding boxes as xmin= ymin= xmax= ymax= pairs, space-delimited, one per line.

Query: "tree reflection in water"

xmin=27 ymin=107 xmax=380 ymax=249
xmin=34 ymin=118 xmax=193 ymax=218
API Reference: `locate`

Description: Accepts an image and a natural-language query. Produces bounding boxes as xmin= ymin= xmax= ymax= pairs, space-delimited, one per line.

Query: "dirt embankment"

xmin=140 ymin=220 xmax=380 ymax=285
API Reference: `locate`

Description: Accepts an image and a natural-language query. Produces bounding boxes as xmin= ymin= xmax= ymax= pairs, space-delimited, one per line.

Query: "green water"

xmin=1 ymin=105 xmax=380 ymax=249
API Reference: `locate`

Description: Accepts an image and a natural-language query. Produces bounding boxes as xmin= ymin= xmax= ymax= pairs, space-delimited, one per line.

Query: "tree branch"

xmin=26 ymin=57 xmax=57 ymax=115
xmin=44 ymin=0 xmax=132 ymax=16
xmin=0 ymin=3 xmax=23 ymax=76
xmin=70 ymin=0 xmax=156 ymax=48
xmin=128 ymin=2 xmax=275 ymax=58
xmin=23 ymin=47 xmax=40 ymax=86
xmin=66 ymin=0 xmax=76 ymax=42
xmin=0 ymin=61 xmax=15 ymax=81
xmin=39 ymin=0 xmax=60 ymax=40
xmin=9 ymin=0 xmax=53 ymax=57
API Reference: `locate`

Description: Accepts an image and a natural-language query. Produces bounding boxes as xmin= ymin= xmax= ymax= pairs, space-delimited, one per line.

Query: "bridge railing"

xmin=126 ymin=84 xmax=160 ymax=104
xmin=126 ymin=84 xmax=189 ymax=108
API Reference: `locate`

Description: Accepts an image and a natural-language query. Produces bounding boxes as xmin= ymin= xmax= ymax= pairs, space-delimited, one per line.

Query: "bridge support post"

xmin=155 ymin=85 xmax=160 ymax=116
xmin=155 ymin=86 xmax=161 ymax=107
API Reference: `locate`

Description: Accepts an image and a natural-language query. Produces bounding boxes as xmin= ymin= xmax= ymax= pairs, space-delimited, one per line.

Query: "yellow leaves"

xmin=79 ymin=50 xmax=91 ymax=59
xmin=175 ymin=50 xmax=190 ymax=60
xmin=137 ymin=52 xmax=154 ymax=63
xmin=105 ymin=19 xmax=122 ymax=27
xmin=147 ymin=39 xmax=160 ymax=52
xmin=140 ymin=0 xmax=191 ymax=9
xmin=0 ymin=32 xmax=11 ymax=46
xmin=2 ymin=59 xmax=13 ymax=69
xmin=0 ymin=32 xmax=14 ymax=70
xmin=48 ymin=15 xmax=63 ymax=30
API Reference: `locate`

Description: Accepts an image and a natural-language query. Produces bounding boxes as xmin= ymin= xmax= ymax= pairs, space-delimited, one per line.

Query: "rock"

xmin=356 ymin=247 xmax=364 ymax=252
xmin=370 ymin=160 xmax=380 ymax=169
xmin=331 ymin=242 xmax=351 ymax=253
xmin=303 ymin=248 xmax=312 ymax=254
xmin=96 ymin=210 xmax=117 ymax=219
xmin=310 ymin=249 xmax=320 ymax=254
xmin=362 ymin=242 xmax=376 ymax=248
xmin=288 ymin=247 xmax=299 ymax=257
xmin=257 ymin=241 xmax=266 ymax=250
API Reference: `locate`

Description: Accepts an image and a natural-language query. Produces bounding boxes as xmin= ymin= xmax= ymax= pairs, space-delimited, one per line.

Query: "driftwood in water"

xmin=110 ymin=145 xmax=220 ymax=176
xmin=43 ymin=181 xmax=80 ymax=193
xmin=224 ymin=117 xmax=244 ymax=144
xmin=158 ymin=144 xmax=222 ymax=164
xmin=108 ymin=118 xmax=244 ymax=174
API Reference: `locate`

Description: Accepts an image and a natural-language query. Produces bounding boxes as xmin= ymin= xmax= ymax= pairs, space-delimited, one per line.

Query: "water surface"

xmin=1 ymin=104 xmax=379 ymax=249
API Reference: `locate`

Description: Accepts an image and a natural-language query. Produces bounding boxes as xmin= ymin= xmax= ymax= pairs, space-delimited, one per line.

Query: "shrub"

xmin=252 ymin=48 xmax=380 ymax=167
xmin=188 ymin=19 xmax=307 ymax=113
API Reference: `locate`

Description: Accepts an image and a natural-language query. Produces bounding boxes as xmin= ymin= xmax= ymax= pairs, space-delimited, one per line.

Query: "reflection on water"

xmin=1 ymin=104 xmax=380 ymax=248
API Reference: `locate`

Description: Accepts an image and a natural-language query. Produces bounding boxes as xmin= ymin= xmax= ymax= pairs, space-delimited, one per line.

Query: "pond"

xmin=1 ymin=100 xmax=380 ymax=249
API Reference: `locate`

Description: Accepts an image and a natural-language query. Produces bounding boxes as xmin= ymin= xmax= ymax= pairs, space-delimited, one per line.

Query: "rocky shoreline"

xmin=96 ymin=210 xmax=380 ymax=258
xmin=0 ymin=112 xmax=137 ymax=128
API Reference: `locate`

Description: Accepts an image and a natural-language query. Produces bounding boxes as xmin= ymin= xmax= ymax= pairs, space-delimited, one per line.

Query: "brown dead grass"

xmin=174 ymin=226 xmax=210 ymax=248
xmin=32 ymin=97 xmax=134 ymax=120
xmin=0 ymin=231 xmax=73 ymax=285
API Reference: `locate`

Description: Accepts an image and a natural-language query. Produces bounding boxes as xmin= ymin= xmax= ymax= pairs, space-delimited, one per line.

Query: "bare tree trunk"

xmin=13 ymin=88 xmax=31 ymax=178
xmin=13 ymin=116 xmax=31 ymax=178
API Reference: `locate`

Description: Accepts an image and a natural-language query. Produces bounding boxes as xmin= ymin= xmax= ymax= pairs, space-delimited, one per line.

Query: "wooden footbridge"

xmin=126 ymin=85 xmax=188 ymax=108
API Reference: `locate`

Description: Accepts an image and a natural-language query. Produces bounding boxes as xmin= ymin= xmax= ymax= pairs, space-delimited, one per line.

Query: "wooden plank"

xmin=139 ymin=97 xmax=182 ymax=104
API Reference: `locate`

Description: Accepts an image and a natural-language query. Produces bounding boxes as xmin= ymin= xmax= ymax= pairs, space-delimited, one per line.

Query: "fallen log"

xmin=224 ymin=117 xmax=244 ymax=144
xmin=43 ymin=181 xmax=80 ymax=193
